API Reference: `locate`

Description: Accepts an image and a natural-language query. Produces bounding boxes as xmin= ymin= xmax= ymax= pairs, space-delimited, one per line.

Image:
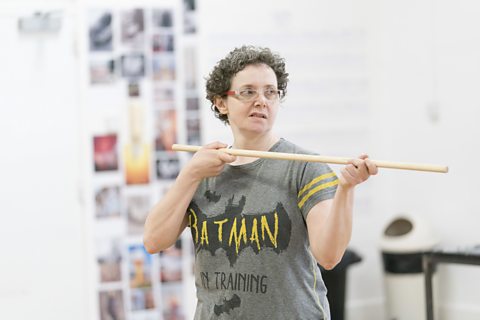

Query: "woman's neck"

xmin=232 ymin=134 xmax=279 ymax=151
xmin=229 ymin=134 xmax=280 ymax=165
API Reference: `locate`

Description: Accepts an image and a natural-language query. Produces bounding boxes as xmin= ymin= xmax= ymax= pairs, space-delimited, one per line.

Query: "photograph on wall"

xmin=95 ymin=185 xmax=122 ymax=218
xmin=93 ymin=134 xmax=118 ymax=172
xmin=155 ymin=152 xmax=180 ymax=180
xmin=126 ymin=192 xmax=151 ymax=235
xmin=153 ymin=181 xmax=174 ymax=200
xmin=186 ymin=114 xmax=201 ymax=146
xmin=121 ymin=53 xmax=146 ymax=79
xmin=184 ymin=46 xmax=197 ymax=90
xmin=152 ymin=9 xmax=173 ymax=29
xmin=129 ymin=312 xmax=161 ymax=320
xmin=152 ymin=34 xmax=175 ymax=53
xmin=124 ymin=94 xmax=151 ymax=185
xmin=154 ymin=109 xmax=177 ymax=151
xmin=131 ymin=287 xmax=155 ymax=311
xmin=121 ymin=8 xmax=145 ymax=48
xmin=99 ymin=289 xmax=126 ymax=320
xmin=96 ymin=238 xmax=123 ymax=282
xmin=185 ymin=97 xmax=199 ymax=111
xmin=152 ymin=54 xmax=176 ymax=81
xmin=153 ymin=85 xmax=175 ymax=109
xmin=124 ymin=143 xmax=151 ymax=185
xmin=128 ymin=244 xmax=153 ymax=289
xmin=161 ymin=282 xmax=185 ymax=320
xmin=88 ymin=10 xmax=113 ymax=51
xmin=128 ymin=81 xmax=141 ymax=97
xmin=183 ymin=0 xmax=196 ymax=34
xmin=160 ymin=240 xmax=183 ymax=283
xmin=90 ymin=59 xmax=116 ymax=84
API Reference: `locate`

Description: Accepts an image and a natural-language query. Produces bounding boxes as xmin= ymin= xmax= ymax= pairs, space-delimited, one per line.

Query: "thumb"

xmin=203 ymin=141 xmax=228 ymax=150
xmin=219 ymin=152 xmax=237 ymax=163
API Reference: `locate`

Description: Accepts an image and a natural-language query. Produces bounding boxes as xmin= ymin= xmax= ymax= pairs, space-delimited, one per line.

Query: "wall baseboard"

xmin=346 ymin=298 xmax=385 ymax=320
xmin=345 ymin=299 xmax=480 ymax=320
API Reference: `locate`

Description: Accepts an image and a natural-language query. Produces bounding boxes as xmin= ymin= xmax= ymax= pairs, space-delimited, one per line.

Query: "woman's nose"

xmin=253 ymin=92 xmax=268 ymax=106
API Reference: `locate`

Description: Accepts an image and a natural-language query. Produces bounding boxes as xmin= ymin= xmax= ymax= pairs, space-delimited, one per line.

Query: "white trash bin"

xmin=380 ymin=214 xmax=438 ymax=320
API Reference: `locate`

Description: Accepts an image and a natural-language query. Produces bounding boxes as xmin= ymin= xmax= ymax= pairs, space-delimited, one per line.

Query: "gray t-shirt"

xmin=187 ymin=138 xmax=338 ymax=319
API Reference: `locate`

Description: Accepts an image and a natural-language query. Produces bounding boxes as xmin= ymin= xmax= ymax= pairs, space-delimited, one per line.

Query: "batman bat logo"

xmin=213 ymin=294 xmax=241 ymax=316
xmin=188 ymin=194 xmax=292 ymax=266
xmin=204 ymin=190 xmax=221 ymax=203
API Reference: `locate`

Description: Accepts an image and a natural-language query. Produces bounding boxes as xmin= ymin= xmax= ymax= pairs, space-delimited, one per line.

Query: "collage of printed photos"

xmin=88 ymin=1 xmax=200 ymax=319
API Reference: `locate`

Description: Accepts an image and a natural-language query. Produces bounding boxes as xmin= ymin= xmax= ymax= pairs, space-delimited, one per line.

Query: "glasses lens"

xmin=239 ymin=89 xmax=257 ymax=101
xmin=265 ymin=89 xmax=280 ymax=100
xmin=235 ymin=88 xmax=282 ymax=101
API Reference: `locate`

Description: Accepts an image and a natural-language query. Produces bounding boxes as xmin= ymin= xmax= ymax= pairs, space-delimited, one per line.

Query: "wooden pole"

xmin=172 ymin=144 xmax=448 ymax=173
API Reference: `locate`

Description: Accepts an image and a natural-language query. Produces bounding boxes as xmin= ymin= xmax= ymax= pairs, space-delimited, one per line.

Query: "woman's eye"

xmin=241 ymin=89 xmax=256 ymax=96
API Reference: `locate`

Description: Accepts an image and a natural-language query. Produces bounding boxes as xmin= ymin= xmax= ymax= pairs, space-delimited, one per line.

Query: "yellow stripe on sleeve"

xmin=298 ymin=179 xmax=339 ymax=209
xmin=298 ymin=172 xmax=337 ymax=198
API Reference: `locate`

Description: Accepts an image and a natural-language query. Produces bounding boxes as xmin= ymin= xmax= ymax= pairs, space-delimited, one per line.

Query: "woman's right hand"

xmin=183 ymin=141 xmax=237 ymax=181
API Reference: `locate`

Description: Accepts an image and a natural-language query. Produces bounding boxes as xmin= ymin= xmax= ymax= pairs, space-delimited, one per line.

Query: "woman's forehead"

xmin=231 ymin=64 xmax=277 ymax=87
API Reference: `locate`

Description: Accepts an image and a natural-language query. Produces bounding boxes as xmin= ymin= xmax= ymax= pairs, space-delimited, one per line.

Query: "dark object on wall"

xmin=319 ymin=249 xmax=362 ymax=320
xmin=89 ymin=11 xmax=112 ymax=51
xmin=18 ymin=11 xmax=62 ymax=34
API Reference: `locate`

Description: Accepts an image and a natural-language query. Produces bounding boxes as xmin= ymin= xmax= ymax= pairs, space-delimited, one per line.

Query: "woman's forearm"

xmin=311 ymin=185 xmax=354 ymax=269
xmin=143 ymin=168 xmax=201 ymax=253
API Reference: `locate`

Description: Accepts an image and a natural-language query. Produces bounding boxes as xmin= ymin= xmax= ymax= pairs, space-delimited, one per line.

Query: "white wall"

xmin=1 ymin=0 xmax=480 ymax=320
xmin=374 ymin=1 xmax=480 ymax=318
xmin=0 ymin=2 xmax=85 ymax=320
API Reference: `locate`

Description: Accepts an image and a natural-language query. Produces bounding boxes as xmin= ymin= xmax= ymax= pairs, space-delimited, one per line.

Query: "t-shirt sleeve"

xmin=297 ymin=161 xmax=339 ymax=219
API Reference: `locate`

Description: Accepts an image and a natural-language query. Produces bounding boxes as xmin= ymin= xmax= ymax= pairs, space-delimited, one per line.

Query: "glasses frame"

xmin=225 ymin=88 xmax=284 ymax=102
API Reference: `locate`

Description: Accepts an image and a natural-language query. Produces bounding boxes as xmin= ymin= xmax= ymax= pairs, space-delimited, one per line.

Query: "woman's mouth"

xmin=249 ymin=112 xmax=267 ymax=119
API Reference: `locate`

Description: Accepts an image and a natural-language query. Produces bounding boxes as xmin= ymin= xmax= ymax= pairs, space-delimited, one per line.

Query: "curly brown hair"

xmin=205 ymin=45 xmax=289 ymax=125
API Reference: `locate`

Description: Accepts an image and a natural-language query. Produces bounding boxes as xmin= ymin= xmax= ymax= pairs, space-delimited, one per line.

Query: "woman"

xmin=144 ymin=45 xmax=377 ymax=319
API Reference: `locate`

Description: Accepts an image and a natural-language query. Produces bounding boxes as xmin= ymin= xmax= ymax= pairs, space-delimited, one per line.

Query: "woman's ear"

xmin=214 ymin=96 xmax=228 ymax=115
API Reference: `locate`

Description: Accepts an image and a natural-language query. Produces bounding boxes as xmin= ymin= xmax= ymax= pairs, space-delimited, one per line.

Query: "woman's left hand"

xmin=338 ymin=154 xmax=378 ymax=188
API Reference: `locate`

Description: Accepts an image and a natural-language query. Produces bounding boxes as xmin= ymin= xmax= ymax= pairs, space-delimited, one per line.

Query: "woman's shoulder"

xmin=276 ymin=138 xmax=317 ymax=156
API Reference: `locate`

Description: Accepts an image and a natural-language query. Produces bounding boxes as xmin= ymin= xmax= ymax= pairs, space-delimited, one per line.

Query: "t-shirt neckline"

xmin=226 ymin=138 xmax=284 ymax=170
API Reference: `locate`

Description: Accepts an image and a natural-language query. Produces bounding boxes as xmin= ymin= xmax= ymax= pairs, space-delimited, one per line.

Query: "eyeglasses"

xmin=225 ymin=88 xmax=284 ymax=102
